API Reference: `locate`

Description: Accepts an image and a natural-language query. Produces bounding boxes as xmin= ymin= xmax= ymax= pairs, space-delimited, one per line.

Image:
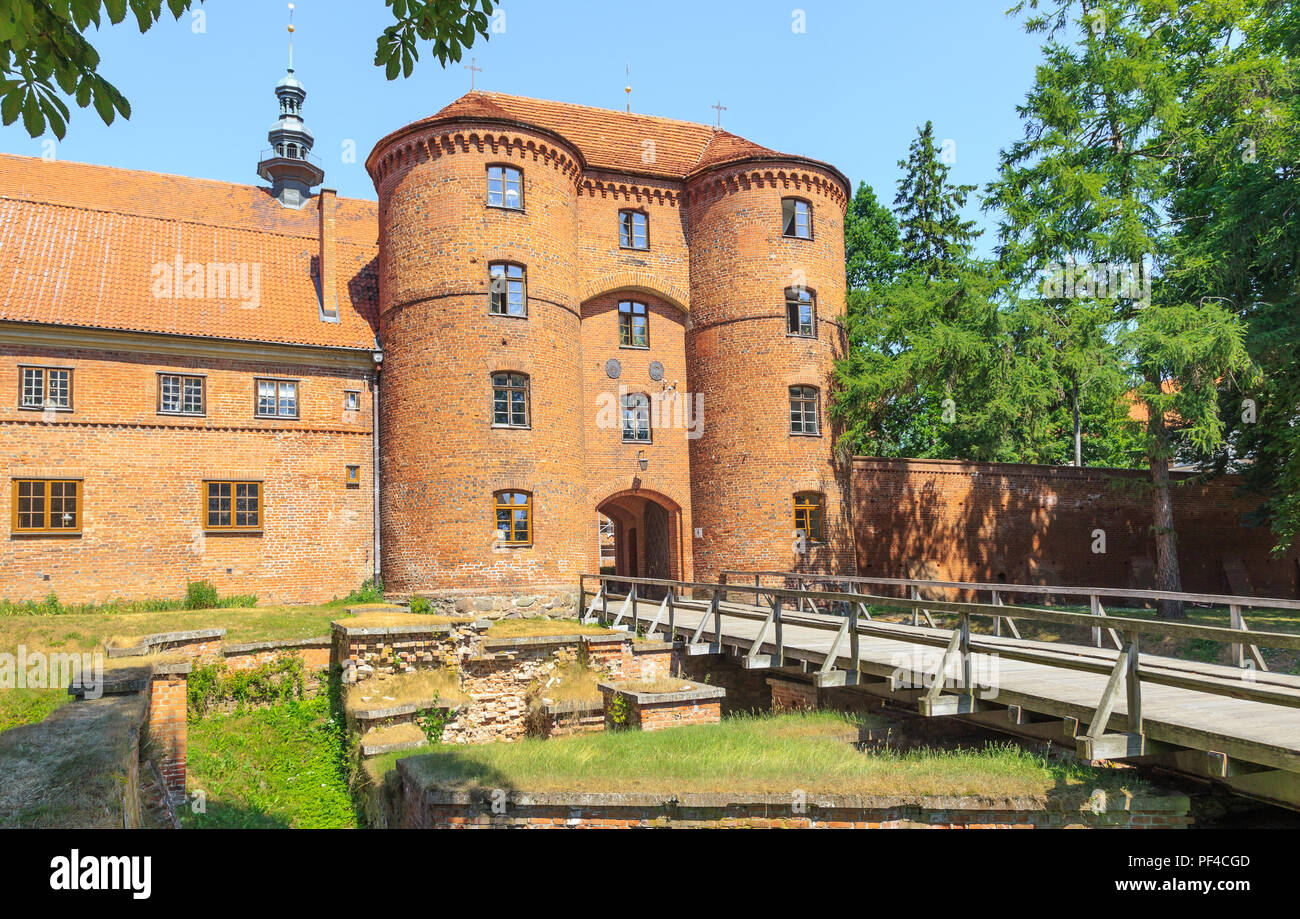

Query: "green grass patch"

xmin=182 ymin=695 xmax=358 ymax=829
xmin=374 ymin=711 xmax=1142 ymax=800
xmin=0 ymin=688 xmax=70 ymax=733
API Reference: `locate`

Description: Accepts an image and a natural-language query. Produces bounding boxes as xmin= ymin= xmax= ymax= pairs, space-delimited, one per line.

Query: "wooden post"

xmin=1125 ymin=631 xmax=1142 ymax=734
xmin=1089 ymin=594 xmax=1102 ymax=648
xmin=992 ymin=589 xmax=1001 ymax=637
xmin=960 ymin=613 xmax=972 ymax=693
xmin=667 ymin=588 xmax=675 ymax=640
xmin=602 ymin=582 xmax=608 ymax=621
xmin=774 ymin=595 xmax=784 ymax=666
xmin=754 ymin=573 xmax=761 ymax=607
xmin=1230 ymin=604 xmax=1244 ymax=669
xmin=713 ymin=586 xmax=722 ymax=645
xmin=630 ymin=583 xmax=638 ymax=635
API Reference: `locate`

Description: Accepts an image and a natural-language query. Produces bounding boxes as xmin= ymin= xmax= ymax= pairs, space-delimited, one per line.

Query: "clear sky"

xmin=1 ymin=0 xmax=1046 ymax=247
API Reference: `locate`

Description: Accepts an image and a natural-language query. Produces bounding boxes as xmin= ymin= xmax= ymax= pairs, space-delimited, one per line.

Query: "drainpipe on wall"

xmin=371 ymin=346 xmax=383 ymax=585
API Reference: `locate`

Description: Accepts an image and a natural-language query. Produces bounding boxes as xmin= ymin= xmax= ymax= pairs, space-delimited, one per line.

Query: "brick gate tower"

xmin=367 ymin=92 xmax=856 ymax=605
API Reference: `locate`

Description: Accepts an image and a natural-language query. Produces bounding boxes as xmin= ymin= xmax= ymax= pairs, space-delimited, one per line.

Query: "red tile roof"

xmin=0 ymin=154 xmax=379 ymax=350
xmin=375 ymin=91 xmax=846 ymax=186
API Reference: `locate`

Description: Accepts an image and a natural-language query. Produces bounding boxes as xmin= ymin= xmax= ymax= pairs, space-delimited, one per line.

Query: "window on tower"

xmin=618 ymin=210 xmax=649 ymax=249
xmin=494 ymin=491 xmax=532 ymax=545
xmin=489 ymin=263 xmax=527 ymax=317
xmin=793 ymin=492 xmax=825 ymax=543
xmin=785 ymin=288 xmax=816 ymax=337
xmin=491 ymin=372 xmax=530 ymax=427
xmin=618 ymin=300 xmax=649 ymax=348
xmin=487 ymin=165 xmax=524 ymax=209
xmin=789 ymin=385 xmax=820 ymax=435
xmin=622 ymin=392 xmax=652 ymax=442
xmin=782 ymin=198 xmax=812 ymax=239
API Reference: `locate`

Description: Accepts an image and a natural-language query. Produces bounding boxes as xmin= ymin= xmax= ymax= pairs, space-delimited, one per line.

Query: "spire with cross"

xmin=465 ymin=57 xmax=482 ymax=90
xmin=711 ymin=100 xmax=727 ymax=129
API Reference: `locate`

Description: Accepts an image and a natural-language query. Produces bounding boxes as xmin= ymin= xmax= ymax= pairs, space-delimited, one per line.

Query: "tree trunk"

xmin=1145 ymin=372 xmax=1185 ymax=619
xmin=1071 ymin=378 xmax=1083 ymax=467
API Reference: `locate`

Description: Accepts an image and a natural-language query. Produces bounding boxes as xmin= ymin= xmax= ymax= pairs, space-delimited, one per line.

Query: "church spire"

xmin=257 ymin=3 xmax=324 ymax=208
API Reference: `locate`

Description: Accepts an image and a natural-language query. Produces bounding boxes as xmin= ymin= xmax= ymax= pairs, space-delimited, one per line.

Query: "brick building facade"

xmin=0 ymin=85 xmax=857 ymax=605
xmin=2 ymin=82 xmax=1289 ymax=607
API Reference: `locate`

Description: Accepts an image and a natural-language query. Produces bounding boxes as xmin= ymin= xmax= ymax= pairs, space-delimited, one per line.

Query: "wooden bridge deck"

xmin=612 ymin=593 xmax=1300 ymax=789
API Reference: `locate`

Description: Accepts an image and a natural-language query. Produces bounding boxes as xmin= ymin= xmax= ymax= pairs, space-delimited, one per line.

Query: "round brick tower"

xmin=366 ymin=108 xmax=587 ymax=598
xmin=685 ymin=159 xmax=856 ymax=582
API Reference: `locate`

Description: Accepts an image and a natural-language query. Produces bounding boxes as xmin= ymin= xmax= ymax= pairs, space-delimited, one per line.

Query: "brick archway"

xmin=580 ymin=270 xmax=689 ymax=314
xmin=596 ymin=488 xmax=682 ymax=598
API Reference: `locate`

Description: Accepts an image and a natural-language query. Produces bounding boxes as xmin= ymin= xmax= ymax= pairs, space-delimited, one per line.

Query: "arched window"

xmin=785 ymin=287 xmax=816 ymax=337
xmin=621 ymin=392 xmax=651 ymax=443
xmin=491 ymin=372 xmax=530 ymax=427
xmin=618 ymin=209 xmax=649 ymax=249
xmin=489 ymin=262 xmax=527 ymax=317
xmin=782 ymin=197 xmax=812 ymax=239
xmin=494 ymin=491 xmax=532 ymax=545
xmin=487 ymin=164 xmax=524 ymax=209
xmin=789 ymin=385 xmax=820 ymax=435
xmin=618 ymin=300 xmax=649 ymax=348
xmin=793 ymin=492 xmax=825 ymax=543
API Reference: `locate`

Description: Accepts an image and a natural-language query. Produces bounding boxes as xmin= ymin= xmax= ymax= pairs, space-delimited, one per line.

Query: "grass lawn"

xmin=0 ymin=689 xmax=70 ymax=735
xmin=183 ymin=695 xmax=358 ymax=829
xmin=372 ymin=711 xmax=1145 ymax=800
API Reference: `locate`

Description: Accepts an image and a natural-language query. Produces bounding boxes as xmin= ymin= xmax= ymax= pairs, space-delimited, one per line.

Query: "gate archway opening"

xmin=596 ymin=490 xmax=682 ymax=599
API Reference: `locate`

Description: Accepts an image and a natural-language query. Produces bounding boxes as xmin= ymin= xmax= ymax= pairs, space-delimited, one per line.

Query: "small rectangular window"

xmin=19 ymin=366 xmax=72 ymax=411
xmin=255 ymin=378 xmax=298 ymax=419
xmin=158 ymin=373 xmax=205 ymax=415
xmin=345 ymin=465 xmax=361 ymax=486
xmin=492 ymin=372 xmax=530 ymax=427
xmin=789 ymin=386 xmax=820 ymax=435
xmin=494 ymin=491 xmax=532 ymax=545
xmin=785 ymin=289 xmax=816 ymax=337
xmin=487 ymin=165 xmax=523 ymax=209
xmin=11 ymin=479 xmax=81 ymax=534
xmin=205 ymin=480 xmax=262 ymax=531
xmin=344 ymin=390 xmax=361 ymax=412
xmin=489 ymin=263 xmax=527 ymax=317
xmin=782 ymin=198 xmax=812 ymax=239
xmin=619 ymin=210 xmax=649 ymax=249
xmin=618 ymin=300 xmax=649 ymax=348
xmin=793 ymin=493 xmax=825 ymax=543
xmin=622 ymin=393 xmax=652 ymax=442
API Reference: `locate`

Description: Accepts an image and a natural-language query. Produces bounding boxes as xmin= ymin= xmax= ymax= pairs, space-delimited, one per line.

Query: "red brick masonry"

xmin=393 ymin=781 xmax=1193 ymax=829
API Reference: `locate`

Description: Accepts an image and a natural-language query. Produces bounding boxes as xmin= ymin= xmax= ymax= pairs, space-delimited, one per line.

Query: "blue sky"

xmin=1 ymin=0 xmax=1046 ymax=246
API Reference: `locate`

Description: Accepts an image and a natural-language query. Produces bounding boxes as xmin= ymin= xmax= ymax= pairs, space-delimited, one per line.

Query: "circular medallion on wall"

xmin=648 ymin=361 xmax=664 ymax=381
xmin=605 ymin=359 xmax=622 ymax=379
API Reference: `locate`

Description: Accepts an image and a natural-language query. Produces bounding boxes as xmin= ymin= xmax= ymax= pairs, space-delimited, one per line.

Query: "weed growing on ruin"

xmin=187 ymin=654 xmax=308 ymax=717
xmin=416 ymin=696 xmax=451 ymax=744
xmin=409 ymin=595 xmax=433 ymax=615
xmin=606 ymin=691 xmax=630 ymax=728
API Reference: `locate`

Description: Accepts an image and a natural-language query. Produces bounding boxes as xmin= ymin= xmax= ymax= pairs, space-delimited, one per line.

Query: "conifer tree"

xmin=991 ymin=0 xmax=1252 ymax=618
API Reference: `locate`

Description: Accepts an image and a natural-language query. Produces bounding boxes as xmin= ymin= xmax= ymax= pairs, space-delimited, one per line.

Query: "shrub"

xmin=340 ymin=577 xmax=384 ymax=605
xmin=409 ymin=595 xmax=432 ymax=616
xmin=188 ymin=654 xmax=308 ymax=717
xmin=185 ymin=580 xmax=220 ymax=610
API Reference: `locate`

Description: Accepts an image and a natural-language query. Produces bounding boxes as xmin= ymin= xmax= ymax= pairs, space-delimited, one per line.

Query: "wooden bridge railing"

xmin=718 ymin=569 xmax=1300 ymax=671
xmin=577 ymin=572 xmax=1300 ymax=764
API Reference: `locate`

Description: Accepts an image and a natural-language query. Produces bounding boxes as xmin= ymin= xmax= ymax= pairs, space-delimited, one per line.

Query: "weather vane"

xmin=287 ymin=3 xmax=295 ymax=72
xmin=465 ymin=57 xmax=482 ymax=90
xmin=625 ymin=61 xmax=631 ymax=113
xmin=712 ymin=100 xmax=727 ymax=128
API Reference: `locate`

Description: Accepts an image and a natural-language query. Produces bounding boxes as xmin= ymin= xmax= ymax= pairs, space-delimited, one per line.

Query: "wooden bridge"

xmin=577 ymin=570 xmax=1300 ymax=811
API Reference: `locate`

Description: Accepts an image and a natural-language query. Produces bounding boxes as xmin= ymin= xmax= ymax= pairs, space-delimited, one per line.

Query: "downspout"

xmin=371 ymin=345 xmax=383 ymax=585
